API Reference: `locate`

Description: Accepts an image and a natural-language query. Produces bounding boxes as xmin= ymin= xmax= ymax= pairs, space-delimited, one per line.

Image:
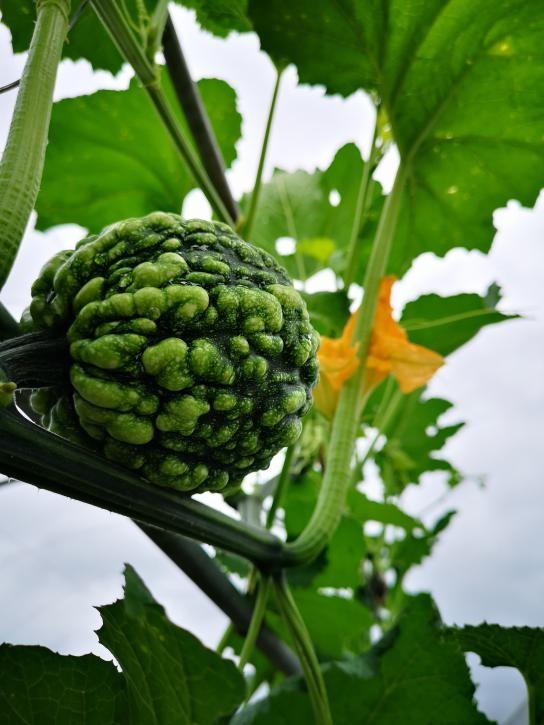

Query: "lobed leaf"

xmin=97 ymin=564 xmax=245 ymax=724
xmin=452 ymin=623 xmax=544 ymax=721
xmin=401 ymin=286 xmax=517 ymax=357
xmin=36 ymin=72 xmax=241 ymax=233
xmin=249 ymin=0 xmax=544 ymax=273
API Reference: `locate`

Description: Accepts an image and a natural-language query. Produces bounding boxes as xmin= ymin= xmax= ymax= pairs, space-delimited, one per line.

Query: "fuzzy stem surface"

xmin=0 ymin=0 xmax=71 ymax=290
xmin=287 ymin=162 xmax=409 ymax=564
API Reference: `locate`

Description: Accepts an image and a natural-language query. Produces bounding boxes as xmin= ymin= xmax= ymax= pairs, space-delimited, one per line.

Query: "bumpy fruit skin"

xmin=26 ymin=212 xmax=319 ymax=495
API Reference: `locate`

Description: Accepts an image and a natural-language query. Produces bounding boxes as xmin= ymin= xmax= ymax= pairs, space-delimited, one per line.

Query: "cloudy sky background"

xmin=1 ymin=6 xmax=543 ymax=722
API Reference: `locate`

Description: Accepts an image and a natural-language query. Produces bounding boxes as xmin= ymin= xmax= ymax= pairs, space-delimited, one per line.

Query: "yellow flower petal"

xmin=314 ymin=276 xmax=444 ymax=417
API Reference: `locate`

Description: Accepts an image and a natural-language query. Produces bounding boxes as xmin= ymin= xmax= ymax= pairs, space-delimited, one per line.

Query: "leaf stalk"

xmin=242 ymin=68 xmax=283 ymax=239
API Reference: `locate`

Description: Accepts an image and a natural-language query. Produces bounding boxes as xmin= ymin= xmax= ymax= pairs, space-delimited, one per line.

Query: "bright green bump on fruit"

xmin=250 ymin=333 xmax=284 ymax=356
xmin=106 ymin=412 xmax=155 ymax=445
xmin=70 ymin=334 xmax=147 ymax=370
xmin=229 ymin=336 xmax=250 ymax=357
xmin=283 ymin=386 xmax=307 ymax=413
xmin=214 ymin=392 xmax=237 ymax=411
xmin=166 ymin=285 xmax=209 ymax=321
xmin=25 ymin=213 xmax=319 ymax=495
xmin=267 ymin=283 xmax=305 ymax=312
xmin=156 ymin=395 xmax=210 ymax=435
xmin=162 ymin=237 xmax=181 ymax=251
xmin=189 ymin=339 xmax=235 ymax=384
xmin=73 ymin=277 xmax=105 ymax=314
xmin=159 ymin=456 xmax=189 ymax=476
xmin=277 ymin=417 xmax=303 ymax=446
xmin=261 ymin=406 xmax=286 ymax=427
xmin=241 ymin=355 xmax=268 ymax=380
xmin=130 ymin=252 xmax=188 ymax=289
xmin=192 ymin=464 xmax=209 ymax=485
xmin=142 ymin=338 xmax=192 ymax=391
xmin=73 ymin=396 xmax=154 ymax=445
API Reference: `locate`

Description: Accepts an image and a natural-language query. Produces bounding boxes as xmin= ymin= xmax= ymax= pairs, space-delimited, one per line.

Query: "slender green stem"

xmin=273 ymin=573 xmax=332 ymax=725
xmin=287 ymin=162 xmax=409 ymax=564
xmin=0 ymin=0 xmax=71 ymax=290
xmin=343 ymin=118 xmax=380 ymax=289
xmin=90 ymin=0 xmax=234 ymax=226
xmin=242 ymin=69 xmax=283 ymax=238
xmin=162 ymin=13 xmax=239 ymax=222
xmin=216 ymin=622 xmax=233 ymax=654
xmin=238 ymin=575 xmax=272 ymax=670
xmin=266 ymin=444 xmax=295 ymax=529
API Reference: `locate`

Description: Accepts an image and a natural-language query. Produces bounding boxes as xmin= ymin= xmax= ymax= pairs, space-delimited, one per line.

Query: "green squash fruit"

xmin=25 ymin=212 xmax=319 ymax=495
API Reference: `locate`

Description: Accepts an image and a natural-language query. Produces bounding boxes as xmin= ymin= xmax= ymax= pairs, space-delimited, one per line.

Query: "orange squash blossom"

xmin=313 ymin=276 xmax=444 ymax=418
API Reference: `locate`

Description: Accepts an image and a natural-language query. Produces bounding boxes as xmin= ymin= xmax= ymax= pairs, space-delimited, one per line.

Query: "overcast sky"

xmin=1 ymin=6 xmax=543 ymax=722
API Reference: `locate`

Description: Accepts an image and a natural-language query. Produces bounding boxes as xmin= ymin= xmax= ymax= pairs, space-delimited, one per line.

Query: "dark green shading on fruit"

xmin=25 ymin=213 xmax=319 ymax=495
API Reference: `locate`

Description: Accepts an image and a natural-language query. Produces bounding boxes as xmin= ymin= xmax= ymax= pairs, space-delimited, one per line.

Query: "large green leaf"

xmin=243 ymin=143 xmax=383 ymax=281
xmin=401 ymin=285 xmax=517 ymax=357
xmin=0 ymin=645 xmax=125 ymax=724
xmin=36 ymin=71 xmax=241 ymax=233
xmin=97 ymin=565 xmax=244 ymax=725
xmin=376 ymin=393 xmax=464 ymax=494
xmin=0 ymin=566 xmax=245 ymax=724
xmin=249 ymin=0 xmax=544 ymax=273
xmin=452 ymin=624 xmax=544 ymax=721
xmin=233 ymin=594 xmax=491 ymax=724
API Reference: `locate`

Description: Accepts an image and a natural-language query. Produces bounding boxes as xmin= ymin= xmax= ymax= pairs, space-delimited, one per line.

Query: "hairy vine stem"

xmin=273 ymin=572 xmax=332 ymax=725
xmin=90 ymin=0 xmax=234 ymax=226
xmin=287 ymin=162 xmax=409 ymax=564
xmin=0 ymin=0 xmax=71 ymax=290
xmin=238 ymin=574 xmax=272 ymax=671
xmin=343 ymin=116 xmax=381 ymax=289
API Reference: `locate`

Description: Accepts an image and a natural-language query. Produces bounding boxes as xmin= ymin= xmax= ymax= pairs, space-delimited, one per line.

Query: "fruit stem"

xmin=0 ymin=0 xmax=71 ymax=291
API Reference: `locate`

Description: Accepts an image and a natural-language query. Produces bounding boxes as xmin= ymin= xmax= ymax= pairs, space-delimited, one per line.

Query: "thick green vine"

xmin=0 ymin=0 xmax=71 ymax=290
xmin=287 ymin=162 xmax=409 ymax=564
